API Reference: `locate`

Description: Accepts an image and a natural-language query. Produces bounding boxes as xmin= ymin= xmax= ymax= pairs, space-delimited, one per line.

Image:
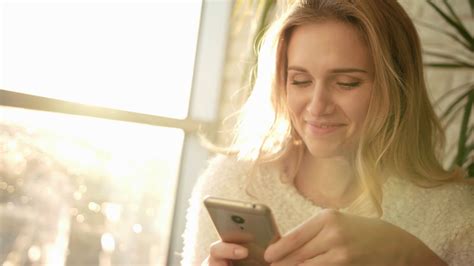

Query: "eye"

xmin=289 ymin=80 xmax=312 ymax=87
xmin=337 ymin=81 xmax=361 ymax=90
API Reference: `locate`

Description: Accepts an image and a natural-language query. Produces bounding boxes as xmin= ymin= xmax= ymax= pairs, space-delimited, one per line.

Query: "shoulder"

xmin=382 ymin=178 xmax=474 ymax=261
xmin=383 ymin=177 xmax=473 ymax=223
xmin=201 ymin=154 xmax=253 ymax=180
xmin=197 ymin=154 xmax=253 ymax=185
xmin=383 ymin=177 xmax=473 ymax=215
xmin=191 ymin=154 xmax=254 ymax=200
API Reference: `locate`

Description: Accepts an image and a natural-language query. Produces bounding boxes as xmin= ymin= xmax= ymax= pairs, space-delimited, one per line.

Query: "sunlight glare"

xmin=1 ymin=0 xmax=203 ymax=119
xmin=102 ymin=202 xmax=122 ymax=223
xmin=101 ymin=233 xmax=116 ymax=253
xmin=27 ymin=245 xmax=41 ymax=262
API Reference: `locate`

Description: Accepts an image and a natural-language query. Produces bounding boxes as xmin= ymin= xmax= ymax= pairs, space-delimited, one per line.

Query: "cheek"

xmin=346 ymin=91 xmax=371 ymax=125
xmin=286 ymin=91 xmax=302 ymax=132
xmin=286 ymin=90 xmax=305 ymax=115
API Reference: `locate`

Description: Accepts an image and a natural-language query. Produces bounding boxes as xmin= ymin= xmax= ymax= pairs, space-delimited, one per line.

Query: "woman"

xmin=181 ymin=0 xmax=473 ymax=265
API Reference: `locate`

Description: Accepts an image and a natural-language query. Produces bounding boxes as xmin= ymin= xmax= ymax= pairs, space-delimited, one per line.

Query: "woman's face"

xmin=286 ymin=20 xmax=374 ymax=158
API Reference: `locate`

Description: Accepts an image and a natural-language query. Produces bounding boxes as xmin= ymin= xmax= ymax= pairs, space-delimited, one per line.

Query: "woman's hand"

xmin=202 ymin=240 xmax=248 ymax=266
xmin=264 ymin=209 xmax=447 ymax=266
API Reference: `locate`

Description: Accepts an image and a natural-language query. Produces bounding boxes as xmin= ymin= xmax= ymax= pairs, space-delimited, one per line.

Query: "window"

xmin=0 ymin=1 xmax=231 ymax=265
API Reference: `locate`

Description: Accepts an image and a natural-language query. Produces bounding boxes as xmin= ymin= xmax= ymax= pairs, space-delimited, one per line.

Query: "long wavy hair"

xmin=221 ymin=0 xmax=464 ymax=215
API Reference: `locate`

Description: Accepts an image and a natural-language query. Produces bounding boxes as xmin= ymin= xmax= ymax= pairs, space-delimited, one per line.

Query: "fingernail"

xmin=233 ymin=248 xmax=247 ymax=258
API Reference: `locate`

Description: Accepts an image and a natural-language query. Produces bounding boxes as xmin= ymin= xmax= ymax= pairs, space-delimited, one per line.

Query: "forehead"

xmin=286 ymin=20 xmax=372 ymax=72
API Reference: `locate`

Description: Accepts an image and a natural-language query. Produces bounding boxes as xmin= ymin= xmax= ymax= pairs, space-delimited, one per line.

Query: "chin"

xmin=304 ymin=144 xmax=345 ymax=158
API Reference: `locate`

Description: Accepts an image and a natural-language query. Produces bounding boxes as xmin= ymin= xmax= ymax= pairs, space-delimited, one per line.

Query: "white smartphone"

xmin=203 ymin=196 xmax=281 ymax=266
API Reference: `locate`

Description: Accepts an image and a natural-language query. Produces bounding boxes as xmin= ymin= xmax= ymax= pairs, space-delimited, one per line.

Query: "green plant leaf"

xmin=442 ymin=0 xmax=463 ymax=24
xmin=424 ymin=50 xmax=467 ymax=61
xmin=467 ymin=125 xmax=474 ymax=138
xmin=442 ymin=103 xmax=465 ymax=128
xmin=469 ymin=0 xmax=474 ymax=16
xmin=427 ymin=0 xmax=474 ymax=50
xmin=465 ymin=143 xmax=474 ymax=153
xmin=434 ymin=82 xmax=473 ymax=106
xmin=454 ymin=89 xmax=474 ymax=166
xmin=468 ymin=161 xmax=474 ymax=177
xmin=423 ymin=50 xmax=474 ymax=67
xmin=416 ymin=19 xmax=473 ymax=51
xmin=440 ymin=86 xmax=474 ymax=120
xmin=425 ymin=63 xmax=474 ymax=68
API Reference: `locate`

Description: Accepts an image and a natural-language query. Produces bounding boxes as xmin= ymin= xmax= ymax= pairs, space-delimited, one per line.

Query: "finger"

xmin=209 ymin=241 xmax=248 ymax=261
xmin=297 ymin=251 xmax=332 ymax=266
xmin=265 ymin=209 xmax=337 ymax=262
xmin=296 ymin=250 xmax=344 ymax=266
xmin=269 ymin=227 xmax=329 ymax=266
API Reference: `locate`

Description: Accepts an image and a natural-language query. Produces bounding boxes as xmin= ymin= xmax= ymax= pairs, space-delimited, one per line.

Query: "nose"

xmin=306 ymin=82 xmax=335 ymax=116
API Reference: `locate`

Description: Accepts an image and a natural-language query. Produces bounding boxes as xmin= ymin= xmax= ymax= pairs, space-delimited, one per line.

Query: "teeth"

xmin=306 ymin=121 xmax=342 ymax=128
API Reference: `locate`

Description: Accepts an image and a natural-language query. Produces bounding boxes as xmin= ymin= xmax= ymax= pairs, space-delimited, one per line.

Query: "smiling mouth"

xmin=312 ymin=124 xmax=342 ymax=128
xmin=305 ymin=121 xmax=346 ymax=135
xmin=306 ymin=121 xmax=346 ymax=128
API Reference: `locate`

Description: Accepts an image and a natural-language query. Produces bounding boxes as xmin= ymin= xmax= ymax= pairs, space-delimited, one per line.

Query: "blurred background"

xmin=0 ymin=0 xmax=472 ymax=265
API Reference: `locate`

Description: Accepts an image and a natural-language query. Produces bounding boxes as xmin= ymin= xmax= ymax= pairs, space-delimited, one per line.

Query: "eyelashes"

xmin=290 ymin=80 xmax=311 ymax=86
xmin=288 ymin=80 xmax=362 ymax=89
xmin=337 ymin=82 xmax=361 ymax=89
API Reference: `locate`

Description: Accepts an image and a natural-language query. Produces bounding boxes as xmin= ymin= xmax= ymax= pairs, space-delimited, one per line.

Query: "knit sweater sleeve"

xmin=382 ymin=179 xmax=474 ymax=266
xmin=440 ymin=184 xmax=474 ymax=266
xmin=180 ymin=155 xmax=251 ymax=266
xmin=445 ymin=220 xmax=474 ymax=266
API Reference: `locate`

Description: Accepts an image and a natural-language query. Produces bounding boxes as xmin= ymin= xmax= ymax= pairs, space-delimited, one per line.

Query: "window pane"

xmin=1 ymin=0 xmax=202 ymax=119
xmin=0 ymin=106 xmax=184 ymax=265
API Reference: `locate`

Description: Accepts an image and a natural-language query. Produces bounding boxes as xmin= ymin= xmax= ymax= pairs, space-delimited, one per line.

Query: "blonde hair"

xmin=220 ymin=0 xmax=464 ymax=215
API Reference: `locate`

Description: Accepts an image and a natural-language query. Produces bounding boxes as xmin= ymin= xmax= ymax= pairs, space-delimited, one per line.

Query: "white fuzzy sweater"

xmin=180 ymin=155 xmax=474 ymax=266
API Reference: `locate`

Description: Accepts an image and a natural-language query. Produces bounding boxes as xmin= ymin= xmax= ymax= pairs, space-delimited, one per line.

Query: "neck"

xmin=294 ymin=151 xmax=362 ymax=209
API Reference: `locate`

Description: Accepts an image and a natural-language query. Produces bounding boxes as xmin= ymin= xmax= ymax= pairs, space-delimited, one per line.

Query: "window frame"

xmin=0 ymin=0 xmax=233 ymax=264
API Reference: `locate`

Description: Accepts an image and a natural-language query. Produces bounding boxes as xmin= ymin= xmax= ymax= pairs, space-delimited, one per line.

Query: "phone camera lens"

xmin=231 ymin=215 xmax=245 ymax=224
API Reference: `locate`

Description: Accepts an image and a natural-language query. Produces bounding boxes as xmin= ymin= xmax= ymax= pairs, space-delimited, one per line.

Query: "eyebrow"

xmin=287 ymin=66 xmax=368 ymax=74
